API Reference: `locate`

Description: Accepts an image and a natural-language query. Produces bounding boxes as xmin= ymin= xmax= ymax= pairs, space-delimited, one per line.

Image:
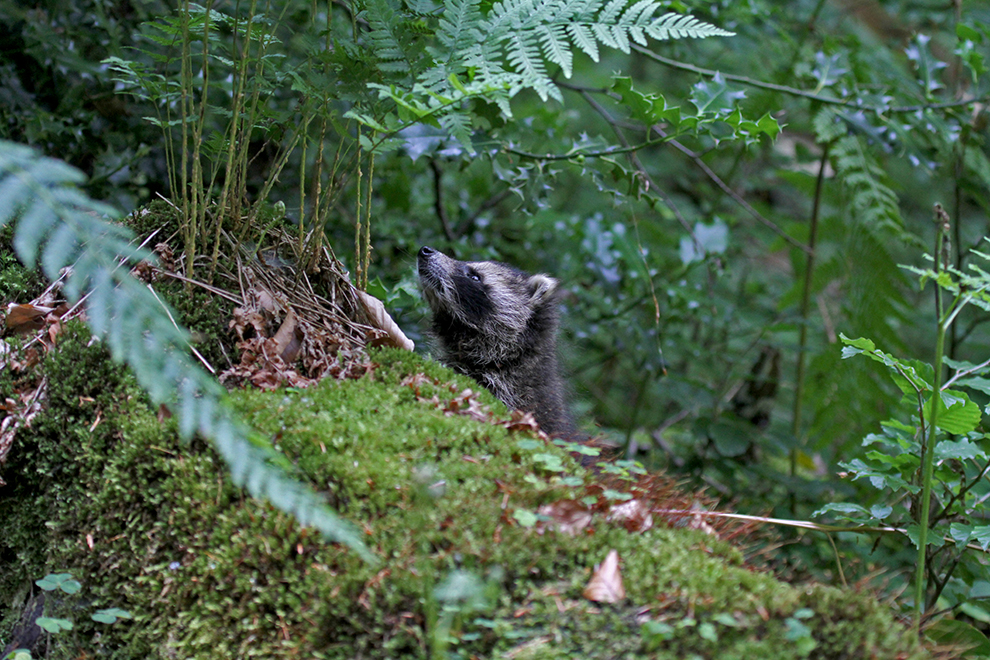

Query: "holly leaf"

xmin=690 ymin=72 xmax=745 ymax=115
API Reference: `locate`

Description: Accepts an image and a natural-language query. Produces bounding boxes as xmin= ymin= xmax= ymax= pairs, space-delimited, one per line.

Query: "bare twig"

xmin=145 ymin=284 xmax=216 ymax=374
xmin=633 ymin=46 xmax=990 ymax=114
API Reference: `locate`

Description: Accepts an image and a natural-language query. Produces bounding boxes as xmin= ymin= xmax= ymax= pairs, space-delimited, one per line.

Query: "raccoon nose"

xmin=419 ymin=246 xmax=436 ymax=258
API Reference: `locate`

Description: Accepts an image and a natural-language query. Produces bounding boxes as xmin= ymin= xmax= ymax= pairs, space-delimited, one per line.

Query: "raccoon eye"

xmin=467 ymin=269 xmax=482 ymax=282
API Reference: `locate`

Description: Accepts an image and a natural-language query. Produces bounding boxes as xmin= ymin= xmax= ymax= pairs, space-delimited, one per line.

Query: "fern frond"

xmin=567 ymin=22 xmax=600 ymax=61
xmin=813 ymin=107 xmax=846 ymax=144
xmin=0 ymin=140 xmax=376 ymax=564
xmin=440 ymin=110 xmax=473 ymax=148
xmin=646 ymin=12 xmax=734 ymax=40
xmin=364 ymin=0 xmax=734 ymax=145
xmin=364 ymin=0 xmax=415 ymax=74
xmin=598 ymin=0 xmax=625 ymax=25
xmin=437 ymin=0 xmax=483 ymax=55
xmin=537 ymin=24 xmax=573 ymax=77
xmin=832 ymin=135 xmax=904 ymax=235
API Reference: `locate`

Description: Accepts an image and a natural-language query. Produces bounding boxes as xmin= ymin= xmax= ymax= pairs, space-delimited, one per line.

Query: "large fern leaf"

xmin=363 ymin=0 xmax=418 ymax=74
xmin=831 ymin=135 xmax=903 ymax=235
xmin=431 ymin=0 xmax=732 ymax=108
xmin=0 ymin=140 xmax=375 ymax=564
xmin=357 ymin=0 xmax=734 ymax=150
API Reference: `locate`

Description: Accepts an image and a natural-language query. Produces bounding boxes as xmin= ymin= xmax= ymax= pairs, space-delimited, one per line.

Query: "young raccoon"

xmin=417 ymin=246 xmax=573 ymax=436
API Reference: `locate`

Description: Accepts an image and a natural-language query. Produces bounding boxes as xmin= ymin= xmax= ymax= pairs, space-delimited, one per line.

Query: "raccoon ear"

xmin=526 ymin=274 xmax=558 ymax=307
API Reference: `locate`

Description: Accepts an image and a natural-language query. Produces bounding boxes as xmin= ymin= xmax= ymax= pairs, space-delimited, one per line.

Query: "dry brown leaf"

xmin=130 ymin=260 xmax=158 ymax=283
xmin=607 ymin=499 xmax=654 ymax=533
xmin=46 ymin=318 xmax=62 ymax=345
xmin=5 ymin=303 xmax=53 ymax=334
xmin=253 ymin=287 xmax=282 ymax=315
xmin=537 ymin=499 xmax=592 ymax=536
xmin=154 ymin=242 xmax=175 ymax=272
xmin=355 ymin=290 xmax=414 ymax=351
xmin=443 ymin=389 xmax=490 ymax=422
xmin=271 ymin=309 xmax=304 ymax=363
xmin=503 ymin=410 xmax=545 ymax=437
xmin=583 ymin=549 xmax=626 ymax=603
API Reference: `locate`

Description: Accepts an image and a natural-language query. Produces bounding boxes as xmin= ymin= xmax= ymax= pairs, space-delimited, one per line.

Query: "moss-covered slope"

xmin=0 ymin=328 xmax=927 ymax=659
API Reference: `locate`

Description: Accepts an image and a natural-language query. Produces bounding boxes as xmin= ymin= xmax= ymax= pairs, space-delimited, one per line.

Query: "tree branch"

xmin=633 ymin=45 xmax=990 ymax=114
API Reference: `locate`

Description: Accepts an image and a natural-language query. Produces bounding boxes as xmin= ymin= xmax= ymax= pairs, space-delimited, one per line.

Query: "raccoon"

xmin=417 ymin=246 xmax=573 ymax=436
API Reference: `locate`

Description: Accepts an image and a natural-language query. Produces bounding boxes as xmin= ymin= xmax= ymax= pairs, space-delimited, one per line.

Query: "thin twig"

xmin=575 ymin=88 xmax=700 ymax=250
xmin=160 ymin=271 xmax=244 ymax=305
xmin=430 ymin=159 xmax=455 ymax=242
xmin=504 ymin=134 xmax=676 ymax=161
xmin=661 ymin=131 xmax=811 ymax=254
xmin=942 ymin=356 xmax=990 ymax=389
xmin=633 ymin=46 xmax=990 ymax=114
xmin=145 ymin=283 xmax=216 ymax=375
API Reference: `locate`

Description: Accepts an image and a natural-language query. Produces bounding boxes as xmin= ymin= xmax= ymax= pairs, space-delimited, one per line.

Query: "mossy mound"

xmin=0 ymin=328 xmax=928 ymax=659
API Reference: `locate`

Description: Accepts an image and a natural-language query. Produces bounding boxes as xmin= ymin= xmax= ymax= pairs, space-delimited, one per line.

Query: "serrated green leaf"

xmin=935 ymin=438 xmax=982 ymax=461
xmin=957 ymin=24 xmax=983 ymax=42
xmin=924 ymin=390 xmax=982 ymax=435
xmin=690 ymin=72 xmax=746 ymax=114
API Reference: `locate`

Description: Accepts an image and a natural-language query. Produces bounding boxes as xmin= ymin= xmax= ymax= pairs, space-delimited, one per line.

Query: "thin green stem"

xmin=503 ymin=134 xmax=678 ymax=162
xmin=790 ymin=143 xmax=829 ymax=508
xmin=914 ymin=209 xmax=949 ymax=629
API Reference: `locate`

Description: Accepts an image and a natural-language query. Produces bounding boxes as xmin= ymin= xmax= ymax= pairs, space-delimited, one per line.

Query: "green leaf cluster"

xmin=823 ymin=246 xmax=990 ymax=620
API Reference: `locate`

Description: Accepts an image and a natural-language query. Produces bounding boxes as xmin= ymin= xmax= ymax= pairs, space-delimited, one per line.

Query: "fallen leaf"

xmin=537 ymin=500 xmax=593 ymax=536
xmin=503 ymin=410 xmax=544 ymax=436
xmin=583 ymin=549 xmax=625 ymax=603
xmin=47 ymin=319 xmax=62 ymax=345
xmin=355 ymin=290 xmax=414 ymax=351
xmin=271 ymin=309 xmax=304 ymax=363
xmin=5 ymin=303 xmax=52 ymax=334
xmin=607 ymin=499 xmax=654 ymax=532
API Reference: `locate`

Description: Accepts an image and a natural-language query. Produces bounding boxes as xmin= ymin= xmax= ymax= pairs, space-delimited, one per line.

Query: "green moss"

xmin=0 ymin=322 xmax=141 ymax=641
xmin=122 ymin=199 xmax=183 ymax=241
xmin=0 ymin=226 xmax=47 ymax=303
xmin=0 ymin=344 xmax=929 ymax=659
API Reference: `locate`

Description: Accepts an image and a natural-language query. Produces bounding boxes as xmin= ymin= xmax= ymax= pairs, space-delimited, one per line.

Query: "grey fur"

xmin=417 ymin=246 xmax=573 ymax=436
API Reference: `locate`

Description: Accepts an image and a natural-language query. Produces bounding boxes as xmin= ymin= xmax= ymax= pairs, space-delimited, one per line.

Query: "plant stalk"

xmin=790 ymin=143 xmax=829 ymax=502
xmin=914 ymin=206 xmax=950 ymax=629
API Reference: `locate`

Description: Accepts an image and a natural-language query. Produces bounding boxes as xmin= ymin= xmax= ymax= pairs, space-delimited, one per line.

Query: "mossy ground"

xmin=0 ymin=324 xmax=929 ymax=659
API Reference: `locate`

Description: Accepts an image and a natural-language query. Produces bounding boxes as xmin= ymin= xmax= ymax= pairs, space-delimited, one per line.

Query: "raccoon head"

xmin=417 ymin=246 xmax=558 ymax=360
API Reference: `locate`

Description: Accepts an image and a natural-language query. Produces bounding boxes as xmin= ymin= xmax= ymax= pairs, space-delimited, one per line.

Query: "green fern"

xmin=440 ymin=0 xmax=733 ymax=101
xmin=0 ymin=140 xmax=375 ymax=564
xmin=831 ymin=135 xmax=903 ymax=235
xmin=353 ymin=0 xmax=733 ymax=147
xmin=363 ymin=0 xmax=419 ymax=75
xmin=812 ymin=107 xmax=846 ymax=144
